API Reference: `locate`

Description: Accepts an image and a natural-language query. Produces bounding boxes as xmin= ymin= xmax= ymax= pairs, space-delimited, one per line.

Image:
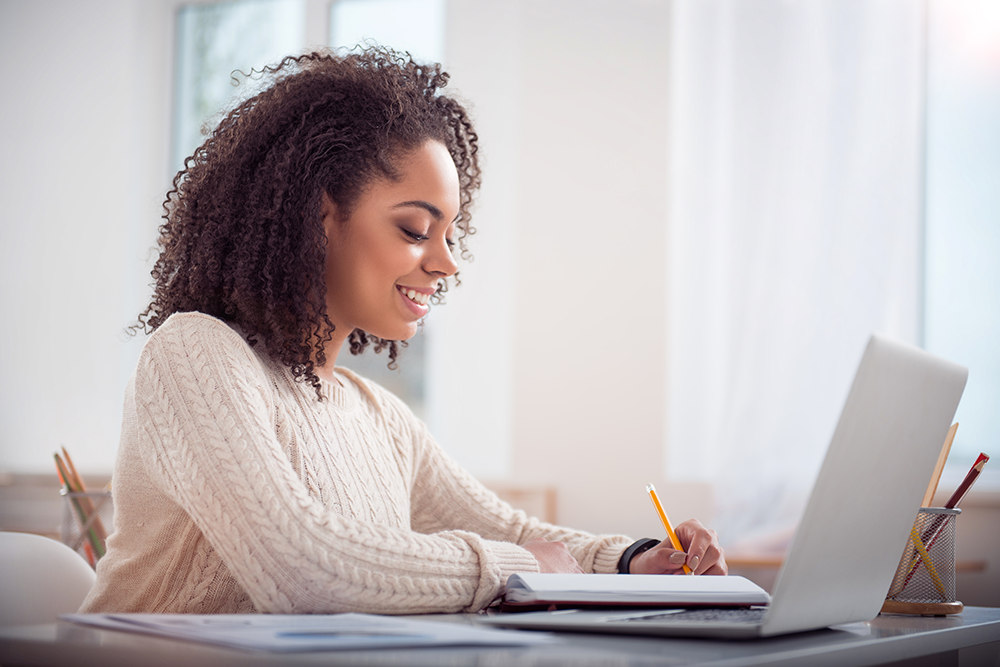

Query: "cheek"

xmin=324 ymin=247 xmax=352 ymax=292
xmin=329 ymin=224 xmax=422 ymax=294
xmin=371 ymin=244 xmax=421 ymax=279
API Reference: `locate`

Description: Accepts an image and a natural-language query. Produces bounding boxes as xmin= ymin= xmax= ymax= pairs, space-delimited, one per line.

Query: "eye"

xmin=445 ymin=237 xmax=456 ymax=250
xmin=403 ymin=228 xmax=429 ymax=242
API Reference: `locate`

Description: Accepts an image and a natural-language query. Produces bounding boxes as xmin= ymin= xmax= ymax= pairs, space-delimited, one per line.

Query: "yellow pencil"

xmin=646 ymin=484 xmax=693 ymax=574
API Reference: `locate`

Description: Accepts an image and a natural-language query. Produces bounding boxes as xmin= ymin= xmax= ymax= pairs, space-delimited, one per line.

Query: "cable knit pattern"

xmin=80 ymin=312 xmax=631 ymax=614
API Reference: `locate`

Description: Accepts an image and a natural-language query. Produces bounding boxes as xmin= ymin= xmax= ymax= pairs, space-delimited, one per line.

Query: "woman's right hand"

xmin=630 ymin=519 xmax=728 ymax=575
xmin=521 ymin=537 xmax=585 ymax=573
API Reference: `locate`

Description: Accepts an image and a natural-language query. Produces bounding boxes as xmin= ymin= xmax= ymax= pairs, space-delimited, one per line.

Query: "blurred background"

xmin=1 ymin=0 xmax=997 ymax=603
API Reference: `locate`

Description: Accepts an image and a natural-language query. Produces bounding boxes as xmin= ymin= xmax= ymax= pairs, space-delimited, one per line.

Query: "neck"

xmin=314 ymin=325 xmax=351 ymax=384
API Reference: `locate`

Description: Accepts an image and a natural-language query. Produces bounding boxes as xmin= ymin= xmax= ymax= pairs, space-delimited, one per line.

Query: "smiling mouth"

xmin=399 ymin=287 xmax=431 ymax=306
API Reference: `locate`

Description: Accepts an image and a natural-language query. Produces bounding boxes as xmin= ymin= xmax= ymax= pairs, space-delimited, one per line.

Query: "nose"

xmin=424 ymin=235 xmax=458 ymax=278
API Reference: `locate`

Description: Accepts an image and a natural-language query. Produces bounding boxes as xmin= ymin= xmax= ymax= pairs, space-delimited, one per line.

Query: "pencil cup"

xmin=60 ymin=490 xmax=113 ymax=569
xmin=882 ymin=507 xmax=962 ymax=616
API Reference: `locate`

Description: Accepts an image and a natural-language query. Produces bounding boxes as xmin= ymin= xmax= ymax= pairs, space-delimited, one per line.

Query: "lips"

xmin=396 ymin=285 xmax=435 ymax=310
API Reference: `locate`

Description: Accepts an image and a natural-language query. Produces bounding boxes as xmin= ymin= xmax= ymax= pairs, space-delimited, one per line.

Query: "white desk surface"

xmin=1 ymin=607 xmax=999 ymax=667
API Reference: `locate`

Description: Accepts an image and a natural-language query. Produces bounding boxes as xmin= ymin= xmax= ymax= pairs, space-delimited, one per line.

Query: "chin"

xmin=371 ymin=322 xmax=419 ymax=342
xmin=397 ymin=323 xmax=420 ymax=341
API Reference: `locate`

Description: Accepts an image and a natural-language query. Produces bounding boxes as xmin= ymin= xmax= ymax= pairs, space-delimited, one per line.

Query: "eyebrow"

xmin=392 ymin=200 xmax=443 ymax=219
xmin=391 ymin=200 xmax=460 ymax=223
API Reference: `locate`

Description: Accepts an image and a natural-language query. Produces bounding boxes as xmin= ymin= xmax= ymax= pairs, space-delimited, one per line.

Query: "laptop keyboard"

xmin=619 ymin=607 xmax=767 ymax=625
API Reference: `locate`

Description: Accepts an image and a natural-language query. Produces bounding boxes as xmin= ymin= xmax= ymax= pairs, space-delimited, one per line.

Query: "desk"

xmin=1 ymin=608 xmax=999 ymax=667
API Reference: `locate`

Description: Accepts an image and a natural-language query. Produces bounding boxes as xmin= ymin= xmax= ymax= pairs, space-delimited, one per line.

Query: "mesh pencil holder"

xmin=882 ymin=507 xmax=962 ymax=616
xmin=61 ymin=490 xmax=113 ymax=569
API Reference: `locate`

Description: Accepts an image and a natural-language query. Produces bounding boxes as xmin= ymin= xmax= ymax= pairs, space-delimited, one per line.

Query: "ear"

xmin=320 ymin=190 xmax=339 ymax=237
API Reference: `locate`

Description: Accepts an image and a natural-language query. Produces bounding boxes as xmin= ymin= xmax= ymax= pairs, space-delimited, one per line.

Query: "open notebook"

xmin=480 ymin=334 xmax=967 ymax=639
xmin=500 ymin=572 xmax=769 ymax=611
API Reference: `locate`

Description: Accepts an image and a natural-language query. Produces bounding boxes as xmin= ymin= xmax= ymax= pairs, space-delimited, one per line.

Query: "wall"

xmin=0 ymin=0 xmax=172 ymax=476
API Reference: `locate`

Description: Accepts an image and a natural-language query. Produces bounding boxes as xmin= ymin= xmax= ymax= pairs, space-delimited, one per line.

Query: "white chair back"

xmin=0 ymin=531 xmax=96 ymax=626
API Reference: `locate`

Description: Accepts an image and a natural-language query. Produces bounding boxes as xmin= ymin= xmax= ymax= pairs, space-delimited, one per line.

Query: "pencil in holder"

xmin=60 ymin=490 xmax=113 ymax=569
xmin=882 ymin=507 xmax=962 ymax=615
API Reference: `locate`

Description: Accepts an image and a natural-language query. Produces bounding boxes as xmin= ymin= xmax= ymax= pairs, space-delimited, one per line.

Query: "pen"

xmin=921 ymin=452 xmax=990 ymax=547
xmin=646 ymin=484 xmax=693 ymax=574
xmin=944 ymin=452 xmax=989 ymax=509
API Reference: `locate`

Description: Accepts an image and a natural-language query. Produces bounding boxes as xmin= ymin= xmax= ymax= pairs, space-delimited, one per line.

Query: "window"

xmin=924 ymin=0 xmax=1000 ymax=484
xmin=329 ymin=0 xmax=445 ymax=65
xmin=173 ymin=0 xmax=305 ymax=172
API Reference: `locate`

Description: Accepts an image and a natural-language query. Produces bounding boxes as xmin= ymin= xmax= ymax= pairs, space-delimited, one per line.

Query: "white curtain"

xmin=665 ymin=0 xmax=926 ymax=548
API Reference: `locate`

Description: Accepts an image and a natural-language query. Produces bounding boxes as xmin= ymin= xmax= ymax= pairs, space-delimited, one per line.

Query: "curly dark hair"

xmin=136 ymin=47 xmax=481 ymax=397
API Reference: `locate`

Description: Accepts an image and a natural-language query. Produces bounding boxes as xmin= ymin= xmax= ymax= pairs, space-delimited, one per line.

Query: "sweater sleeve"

xmin=132 ymin=313 xmax=536 ymax=614
xmin=365 ymin=382 xmax=633 ymax=575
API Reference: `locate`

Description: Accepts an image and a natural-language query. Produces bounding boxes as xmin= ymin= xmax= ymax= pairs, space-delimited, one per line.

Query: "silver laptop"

xmin=481 ymin=334 xmax=968 ymax=639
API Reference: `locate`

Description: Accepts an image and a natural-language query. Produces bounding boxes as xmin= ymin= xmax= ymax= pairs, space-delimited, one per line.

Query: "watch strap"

xmin=617 ymin=537 xmax=660 ymax=574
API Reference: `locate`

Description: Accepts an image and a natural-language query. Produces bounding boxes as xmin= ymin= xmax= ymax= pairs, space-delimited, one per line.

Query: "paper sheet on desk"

xmin=61 ymin=613 xmax=557 ymax=652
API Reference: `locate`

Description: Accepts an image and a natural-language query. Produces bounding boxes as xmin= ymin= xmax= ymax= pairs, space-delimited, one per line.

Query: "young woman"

xmin=81 ymin=48 xmax=726 ymax=615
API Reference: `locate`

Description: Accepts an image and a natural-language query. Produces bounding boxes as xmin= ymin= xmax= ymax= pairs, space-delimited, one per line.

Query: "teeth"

xmin=403 ymin=289 xmax=429 ymax=306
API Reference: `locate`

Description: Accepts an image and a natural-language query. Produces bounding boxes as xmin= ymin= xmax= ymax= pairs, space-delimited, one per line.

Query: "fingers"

xmin=689 ymin=543 xmax=726 ymax=575
xmin=675 ymin=519 xmax=727 ymax=575
xmin=701 ymin=561 xmax=728 ymax=576
xmin=629 ymin=543 xmax=688 ymax=574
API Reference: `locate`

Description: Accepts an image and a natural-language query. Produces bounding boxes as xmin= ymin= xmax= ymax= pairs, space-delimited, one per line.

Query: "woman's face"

xmin=322 ymin=139 xmax=461 ymax=343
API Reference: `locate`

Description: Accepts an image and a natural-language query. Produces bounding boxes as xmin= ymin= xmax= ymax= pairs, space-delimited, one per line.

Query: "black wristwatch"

xmin=617 ymin=538 xmax=660 ymax=574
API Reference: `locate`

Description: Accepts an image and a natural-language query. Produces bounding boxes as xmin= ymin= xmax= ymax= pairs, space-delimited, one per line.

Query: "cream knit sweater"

xmin=80 ymin=312 xmax=631 ymax=615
